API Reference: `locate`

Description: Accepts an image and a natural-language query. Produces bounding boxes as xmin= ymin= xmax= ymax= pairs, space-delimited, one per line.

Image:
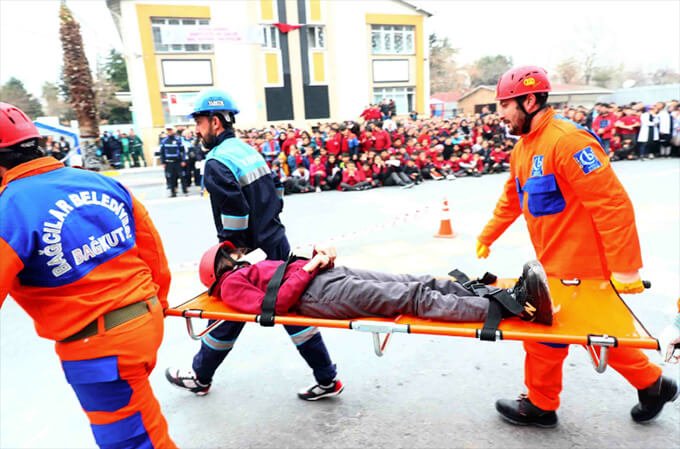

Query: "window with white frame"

xmin=373 ymin=86 xmax=415 ymax=114
xmin=151 ymin=18 xmax=213 ymax=53
xmin=307 ymin=25 xmax=325 ymax=50
xmin=262 ymin=25 xmax=280 ymax=49
xmin=370 ymin=25 xmax=415 ymax=55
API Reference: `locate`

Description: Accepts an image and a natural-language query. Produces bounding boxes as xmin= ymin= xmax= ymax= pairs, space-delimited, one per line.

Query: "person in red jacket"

xmin=281 ymin=129 xmax=298 ymax=155
xmin=0 ymin=103 xmax=176 ymax=448
xmin=359 ymin=105 xmax=373 ymax=121
xmin=199 ymin=242 xmax=554 ymax=326
xmin=477 ymin=65 xmax=676 ymax=428
xmin=615 ymin=106 xmax=641 ymax=158
xmin=340 ymin=160 xmax=372 ymax=191
xmin=359 ymin=128 xmax=376 ymax=153
xmin=371 ymin=124 xmax=392 ymax=151
xmin=457 ymin=148 xmax=483 ymax=177
xmin=592 ymin=103 xmax=616 ymax=154
xmin=309 ymin=156 xmax=327 ymax=191
xmin=488 ymin=146 xmax=510 ymax=173
xmin=325 ymin=128 xmax=342 ymax=156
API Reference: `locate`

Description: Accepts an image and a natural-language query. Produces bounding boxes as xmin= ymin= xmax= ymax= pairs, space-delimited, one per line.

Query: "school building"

xmin=106 ymin=0 xmax=431 ymax=151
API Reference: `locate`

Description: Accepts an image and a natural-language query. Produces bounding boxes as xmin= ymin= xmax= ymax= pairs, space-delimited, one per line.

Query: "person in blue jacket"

xmin=159 ymin=126 xmax=188 ymax=197
xmin=165 ymin=88 xmax=343 ymax=401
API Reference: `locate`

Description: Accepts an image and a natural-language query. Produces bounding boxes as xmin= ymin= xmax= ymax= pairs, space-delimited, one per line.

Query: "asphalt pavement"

xmin=1 ymin=158 xmax=678 ymax=448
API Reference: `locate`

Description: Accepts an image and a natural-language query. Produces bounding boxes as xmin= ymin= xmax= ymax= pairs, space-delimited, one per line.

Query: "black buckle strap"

xmin=480 ymin=300 xmax=503 ymax=342
xmin=448 ymin=269 xmax=498 ymax=289
xmin=466 ymin=282 xmax=491 ymax=297
xmin=448 ymin=268 xmax=505 ymax=342
xmin=259 ymin=255 xmax=293 ymax=327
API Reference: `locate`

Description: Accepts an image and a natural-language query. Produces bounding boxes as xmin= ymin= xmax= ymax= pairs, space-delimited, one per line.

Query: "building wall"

xmin=328 ymin=0 xmax=427 ymax=120
xmin=457 ymin=89 xmax=495 ymax=115
xmin=548 ymin=93 xmax=605 ymax=109
xmin=602 ymin=84 xmax=680 ymax=106
xmin=117 ymin=0 xmax=429 ymax=152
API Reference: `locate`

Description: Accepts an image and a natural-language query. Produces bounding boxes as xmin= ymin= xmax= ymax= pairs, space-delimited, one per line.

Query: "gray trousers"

xmin=297 ymin=266 xmax=495 ymax=322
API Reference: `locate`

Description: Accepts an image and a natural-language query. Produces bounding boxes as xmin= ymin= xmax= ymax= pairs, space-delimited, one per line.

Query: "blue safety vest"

xmin=0 ymin=166 xmax=136 ymax=288
xmin=205 ymin=136 xmax=286 ymax=252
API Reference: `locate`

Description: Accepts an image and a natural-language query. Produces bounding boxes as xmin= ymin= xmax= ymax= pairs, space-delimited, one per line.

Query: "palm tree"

xmin=59 ymin=1 xmax=101 ymax=169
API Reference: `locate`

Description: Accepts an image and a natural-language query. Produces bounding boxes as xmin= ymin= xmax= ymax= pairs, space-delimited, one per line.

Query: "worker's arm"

xmin=555 ymin=130 xmax=643 ymax=291
xmin=477 ymin=154 xmax=522 ymax=253
xmin=204 ymin=159 xmax=251 ymax=248
xmin=0 ymin=238 xmax=23 ymax=309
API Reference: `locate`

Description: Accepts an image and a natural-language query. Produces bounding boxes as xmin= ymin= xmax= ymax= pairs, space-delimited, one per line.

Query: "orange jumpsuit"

xmin=0 ymin=157 xmax=176 ymax=448
xmin=479 ymin=109 xmax=661 ymax=410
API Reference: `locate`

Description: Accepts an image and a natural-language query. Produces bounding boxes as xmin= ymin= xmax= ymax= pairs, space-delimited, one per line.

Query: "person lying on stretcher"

xmin=198 ymin=242 xmax=554 ymax=326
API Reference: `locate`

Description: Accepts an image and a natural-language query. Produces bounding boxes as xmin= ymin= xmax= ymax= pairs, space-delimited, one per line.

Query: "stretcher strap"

xmin=480 ymin=300 xmax=504 ymax=341
xmin=448 ymin=269 xmax=471 ymax=284
xmin=260 ymin=255 xmax=291 ymax=327
xmin=448 ymin=269 xmax=498 ymax=291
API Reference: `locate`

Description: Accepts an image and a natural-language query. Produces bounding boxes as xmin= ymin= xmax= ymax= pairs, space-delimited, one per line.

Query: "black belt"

xmin=60 ymin=297 xmax=158 ymax=343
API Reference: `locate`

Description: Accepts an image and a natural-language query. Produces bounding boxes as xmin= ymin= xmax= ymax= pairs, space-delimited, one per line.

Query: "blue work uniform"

xmin=203 ymin=131 xmax=286 ymax=257
xmin=193 ymin=130 xmax=337 ymax=387
xmin=160 ymin=134 xmax=187 ymax=195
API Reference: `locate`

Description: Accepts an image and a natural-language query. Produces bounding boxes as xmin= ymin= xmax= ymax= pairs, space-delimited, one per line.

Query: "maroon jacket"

xmin=218 ymin=260 xmax=316 ymax=314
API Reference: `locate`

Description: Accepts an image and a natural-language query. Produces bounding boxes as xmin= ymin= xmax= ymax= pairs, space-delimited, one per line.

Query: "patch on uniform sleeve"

xmin=530 ymin=155 xmax=544 ymax=177
xmin=573 ymin=146 xmax=602 ymax=175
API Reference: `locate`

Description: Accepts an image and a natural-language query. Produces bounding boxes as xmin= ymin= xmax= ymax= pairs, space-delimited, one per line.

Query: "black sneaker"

xmin=631 ymin=376 xmax=679 ymax=423
xmin=165 ymin=367 xmax=211 ymax=396
xmin=297 ymin=379 xmax=344 ymax=401
xmin=511 ymin=260 xmax=553 ymax=325
xmin=496 ymin=394 xmax=558 ymax=428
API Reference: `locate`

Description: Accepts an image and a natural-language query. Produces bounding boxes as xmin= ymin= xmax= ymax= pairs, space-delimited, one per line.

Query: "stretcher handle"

xmin=185 ymin=316 xmax=225 ymax=340
xmin=560 ymin=279 xmax=651 ymax=289
xmin=372 ymin=332 xmax=392 ymax=357
xmin=587 ymin=344 xmax=610 ymax=373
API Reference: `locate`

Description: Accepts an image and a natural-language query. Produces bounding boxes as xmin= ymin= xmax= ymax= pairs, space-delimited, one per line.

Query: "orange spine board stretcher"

xmin=166 ymin=278 xmax=660 ymax=370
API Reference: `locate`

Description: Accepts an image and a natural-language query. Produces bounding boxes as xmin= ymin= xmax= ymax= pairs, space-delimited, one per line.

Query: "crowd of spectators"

xmin=561 ymin=100 xmax=679 ymax=161
xmin=43 ymin=135 xmax=71 ymax=162
xmin=95 ymin=129 xmax=147 ymax=170
xmin=229 ymin=98 xmax=680 ymax=196
xmin=242 ymin=105 xmax=517 ymax=195
xmin=90 ymin=97 xmax=680 ymax=197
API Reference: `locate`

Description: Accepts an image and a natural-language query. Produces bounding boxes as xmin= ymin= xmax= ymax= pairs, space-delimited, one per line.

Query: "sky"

xmin=1 ymin=0 xmax=679 ymax=98
xmin=415 ymin=0 xmax=680 ymax=72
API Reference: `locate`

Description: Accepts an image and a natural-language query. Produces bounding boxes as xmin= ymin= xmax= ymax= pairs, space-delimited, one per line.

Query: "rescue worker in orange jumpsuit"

xmin=0 ymin=102 xmax=177 ymax=448
xmin=476 ymin=67 xmax=678 ymax=427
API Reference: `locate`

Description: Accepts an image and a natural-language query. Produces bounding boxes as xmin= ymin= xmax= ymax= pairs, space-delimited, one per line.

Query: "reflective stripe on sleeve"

xmin=238 ymin=165 xmax=271 ymax=187
xmin=221 ymin=214 xmax=249 ymax=230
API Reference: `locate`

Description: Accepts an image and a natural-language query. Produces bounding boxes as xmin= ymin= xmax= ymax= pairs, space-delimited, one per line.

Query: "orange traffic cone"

xmin=434 ymin=198 xmax=455 ymax=238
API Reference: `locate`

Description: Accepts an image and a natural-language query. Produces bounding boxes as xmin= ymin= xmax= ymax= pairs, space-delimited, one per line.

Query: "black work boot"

xmin=631 ymin=376 xmax=679 ymax=423
xmin=496 ymin=394 xmax=558 ymax=428
xmin=511 ymin=260 xmax=553 ymax=325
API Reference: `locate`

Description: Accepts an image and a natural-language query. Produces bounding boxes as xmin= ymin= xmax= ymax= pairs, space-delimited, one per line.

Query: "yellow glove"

xmin=611 ymin=271 xmax=644 ymax=294
xmin=476 ymin=240 xmax=490 ymax=259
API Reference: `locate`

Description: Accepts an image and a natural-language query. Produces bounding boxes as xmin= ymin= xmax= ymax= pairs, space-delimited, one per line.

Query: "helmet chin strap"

xmin=516 ymin=96 xmax=547 ymax=134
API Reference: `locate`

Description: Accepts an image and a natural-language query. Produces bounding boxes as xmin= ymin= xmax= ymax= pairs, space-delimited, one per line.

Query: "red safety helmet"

xmin=199 ymin=240 xmax=237 ymax=289
xmin=0 ymin=102 xmax=41 ymax=150
xmin=495 ymin=66 xmax=551 ymax=101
